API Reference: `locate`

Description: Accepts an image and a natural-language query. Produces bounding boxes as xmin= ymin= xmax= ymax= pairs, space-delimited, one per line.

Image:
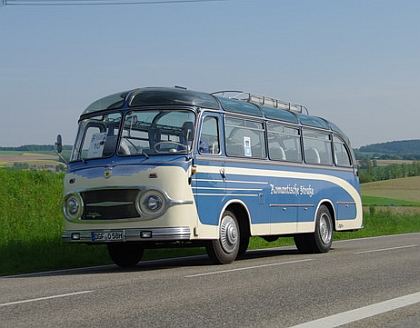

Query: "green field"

xmin=361 ymin=176 xmax=420 ymax=203
xmin=1 ymin=170 xmax=419 ymax=276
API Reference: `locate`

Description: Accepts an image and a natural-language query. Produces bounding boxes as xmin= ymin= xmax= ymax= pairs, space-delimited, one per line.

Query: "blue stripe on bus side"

xmin=192 ymin=162 xmax=361 ymax=226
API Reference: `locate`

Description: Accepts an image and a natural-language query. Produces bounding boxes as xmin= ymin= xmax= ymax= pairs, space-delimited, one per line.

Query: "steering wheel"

xmin=154 ymin=141 xmax=187 ymax=153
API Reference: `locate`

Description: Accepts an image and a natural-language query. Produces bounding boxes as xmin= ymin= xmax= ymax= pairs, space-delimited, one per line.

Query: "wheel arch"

xmin=220 ymin=199 xmax=251 ymax=239
xmin=317 ymin=199 xmax=336 ymax=231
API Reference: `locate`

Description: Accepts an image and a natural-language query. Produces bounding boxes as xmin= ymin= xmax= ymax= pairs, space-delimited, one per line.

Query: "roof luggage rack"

xmin=212 ymin=91 xmax=308 ymax=115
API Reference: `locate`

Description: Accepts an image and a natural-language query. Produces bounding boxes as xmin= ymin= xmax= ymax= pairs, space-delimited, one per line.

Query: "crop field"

xmin=361 ymin=176 xmax=420 ymax=203
xmin=0 ymin=151 xmax=61 ymax=170
xmin=374 ymin=159 xmax=415 ymax=166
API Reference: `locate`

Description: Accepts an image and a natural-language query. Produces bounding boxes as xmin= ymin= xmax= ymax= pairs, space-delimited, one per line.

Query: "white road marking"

xmin=0 ymin=291 xmax=93 ymax=307
xmin=288 ymin=291 xmax=420 ymax=328
xmin=185 ymin=259 xmax=313 ymax=278
xmin=355 ymin=244 xmax=418 ymax=254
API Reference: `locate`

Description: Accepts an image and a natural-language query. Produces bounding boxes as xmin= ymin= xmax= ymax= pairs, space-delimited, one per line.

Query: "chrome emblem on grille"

xmin=86 ymin=212 xmax=102 ymax=219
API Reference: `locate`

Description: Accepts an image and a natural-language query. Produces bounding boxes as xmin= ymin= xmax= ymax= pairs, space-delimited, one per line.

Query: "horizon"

xmin=1 ymin=138 xmax=420 ymax=151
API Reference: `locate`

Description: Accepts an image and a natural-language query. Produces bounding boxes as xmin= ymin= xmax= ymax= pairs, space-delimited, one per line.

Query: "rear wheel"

xmin=237 ymin=235 xmax=250 ymax=258
xmin=207 ymin=210 xmax=240 ymax=264
xmin=107 ymin=243 xmax=144 ymax=268
xmin=294 ymin=205 xmax=333 ymax=254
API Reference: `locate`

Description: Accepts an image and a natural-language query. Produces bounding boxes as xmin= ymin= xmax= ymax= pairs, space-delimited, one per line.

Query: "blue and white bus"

xmin=58 ymin=87 xmax=362 ymax=267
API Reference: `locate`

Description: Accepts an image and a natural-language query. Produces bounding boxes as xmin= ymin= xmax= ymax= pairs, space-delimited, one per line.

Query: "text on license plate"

xmin=92 ymin=231 xmax=125 ymax=242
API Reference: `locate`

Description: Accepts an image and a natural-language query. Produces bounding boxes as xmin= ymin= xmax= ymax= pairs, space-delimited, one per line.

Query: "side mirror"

xmin=56 ymin=134 xmax=63 ymax=153
xmin=55 ymin=134 xmax=68 ymax=165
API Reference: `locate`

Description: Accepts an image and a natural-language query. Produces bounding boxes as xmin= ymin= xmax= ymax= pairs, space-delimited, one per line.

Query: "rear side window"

xmin=333 ymin=135 xmax=352 ymax=167
xmin=303 ymin=130 xmax=332 ymax=165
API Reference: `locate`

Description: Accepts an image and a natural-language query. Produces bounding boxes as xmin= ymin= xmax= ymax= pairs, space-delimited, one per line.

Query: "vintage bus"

xmin=58 ymin=87 xmax=362 ymax=267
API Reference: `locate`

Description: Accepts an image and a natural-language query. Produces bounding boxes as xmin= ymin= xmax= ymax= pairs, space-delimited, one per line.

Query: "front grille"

xmin=81 ymin=189 xmax=140 ymax=220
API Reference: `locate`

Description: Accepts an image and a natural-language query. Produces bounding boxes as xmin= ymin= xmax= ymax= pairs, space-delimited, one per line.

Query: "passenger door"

xmin=191 ymin=114 xmax=225 ymax=229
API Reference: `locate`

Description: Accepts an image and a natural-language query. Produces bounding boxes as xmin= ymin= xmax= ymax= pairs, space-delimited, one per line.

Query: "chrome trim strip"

xmin=86 ymin=201 xmax=133 ymax=207
xmin=62 ymin=227 xmax=191 ymax=243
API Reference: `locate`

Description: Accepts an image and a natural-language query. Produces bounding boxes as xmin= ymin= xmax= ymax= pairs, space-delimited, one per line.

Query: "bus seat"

xmin=286 ymin=149 xmax=300 ymax=162
xmin=305 ymin=148 xmax=320 ymax=164
xmin=226 ymin=139 xmax=244 ymax=156
xmin=182 ymin=121 xmax=194 ymax=141
xmin=148 ymin=128 xmax=161 ymax=148
xmin=117 ymin=139 xmax=131 ymax=155
xmin=269 ymin=143 xmax=286 ymax=160
xmin=103 ymin=135 xmax=117 ymax=157
xmin=320 ymin=152 xmax=333 ymax=165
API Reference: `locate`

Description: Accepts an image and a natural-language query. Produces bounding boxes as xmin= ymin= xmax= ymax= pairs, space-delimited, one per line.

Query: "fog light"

xmin=71 ymin=233 xmax=81 ymax=240
xmin=140 ymin=231 xmax=152 ymax=238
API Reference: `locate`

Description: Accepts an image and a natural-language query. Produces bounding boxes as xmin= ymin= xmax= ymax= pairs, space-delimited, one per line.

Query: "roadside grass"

xmin=1 ymin=169 xmax=420 ymax=276
xmin=362 ymin=195 xmax=420 ymax=206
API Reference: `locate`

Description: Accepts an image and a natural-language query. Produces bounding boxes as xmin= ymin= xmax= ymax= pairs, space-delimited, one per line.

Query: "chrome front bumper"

xmin=62 ymin=227 xmax=191 ymax=243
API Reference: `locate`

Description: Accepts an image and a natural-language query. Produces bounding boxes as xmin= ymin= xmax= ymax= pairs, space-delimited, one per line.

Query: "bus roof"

xmin=81 ymin=87 xmax=347 ymax=138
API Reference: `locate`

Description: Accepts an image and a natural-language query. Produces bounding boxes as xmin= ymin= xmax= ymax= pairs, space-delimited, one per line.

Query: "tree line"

xmin=357 ymin=139 xmax=420 ymax=160
xmin=358 ymin=160 xmax=420 ymax=183
xmin=0 ymin=144 xmax=72 ymax=151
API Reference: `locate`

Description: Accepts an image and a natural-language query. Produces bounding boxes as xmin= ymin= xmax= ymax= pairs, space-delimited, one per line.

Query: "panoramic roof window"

xmin=83 ymin=92 xmax=129 ymax=115
xmin=216 ymin=96 xmax=263 ymax=117
xmin=129 ymin=88 xmax=219 ymax=109
xmin=261 ymin=105 xmax=298 ymax=123
xmin=298 ymin=114 xmax=330 ymax=129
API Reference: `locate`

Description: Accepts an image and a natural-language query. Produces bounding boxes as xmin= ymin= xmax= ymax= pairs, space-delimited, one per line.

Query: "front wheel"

xmin=107 ymin=243 xmax=144 ymax=268
xmin=207 ymin=210 xmax=240 ymax=264
xmin=294 ymin=205 xmax=333 ymax=254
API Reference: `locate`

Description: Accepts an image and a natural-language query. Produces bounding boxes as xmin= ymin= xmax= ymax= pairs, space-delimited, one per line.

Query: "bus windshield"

xmin=70 ymin=110 xmax=196 ymax=161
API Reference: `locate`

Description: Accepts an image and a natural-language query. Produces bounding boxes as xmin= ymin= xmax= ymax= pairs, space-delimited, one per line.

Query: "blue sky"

xmin=0 ymin=0 xmax=419 ymax=148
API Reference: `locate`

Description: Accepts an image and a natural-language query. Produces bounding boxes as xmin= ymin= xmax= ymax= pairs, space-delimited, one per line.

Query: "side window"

xmin=225 ymin=117 xmax=266 ymax=158
xmin=75 ymin=112 xmax=122 ymax=160
xmin=303 ymin=130 xmax=332 ymax=165
xmin=333 ymin=135 xmax=352 ymax=166
xmin=199 ymin=116 xmax=220 ymax=154
xmin=267 ymin=122 xmax=302 ymax=162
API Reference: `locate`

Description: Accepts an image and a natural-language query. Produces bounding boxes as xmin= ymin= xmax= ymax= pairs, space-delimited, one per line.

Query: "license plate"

xmin=92 ymin=231 xmax=125 ymax=242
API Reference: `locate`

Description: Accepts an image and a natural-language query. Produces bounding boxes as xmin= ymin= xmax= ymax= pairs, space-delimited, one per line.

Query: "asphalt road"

xmin=1 ymin=233 xmax=419 ymax=328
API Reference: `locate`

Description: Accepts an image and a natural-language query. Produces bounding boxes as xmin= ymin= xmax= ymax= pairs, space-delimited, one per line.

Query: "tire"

xmin=207 ymin=210 xmax=240 ymax=264
xmin=237 ymin=236 xmax=250 ymax=259
xmin=294 ymin=233 xmax=313 ymax=254
xmin=313 ymin=205 xmax=333 ymax=253
xmin=294 ymin=205 xmax=333 ymax=254
xmin=107 ymin=243 xmax=144 ymax=268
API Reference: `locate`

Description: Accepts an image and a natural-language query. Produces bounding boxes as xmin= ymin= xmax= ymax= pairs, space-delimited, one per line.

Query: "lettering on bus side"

xmin=270 ymin=183 xmax=315 ymax=197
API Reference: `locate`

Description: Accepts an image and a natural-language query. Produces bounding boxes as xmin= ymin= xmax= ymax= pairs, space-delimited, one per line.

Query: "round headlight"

xmin=144 ymin=194 xmax=163 ymax=211
xmin=64 ymin=194 xmax=83 ymax=220
xmin=137 ymin=190 xmax=166 ymax=218
xmin=67 ymin=198 xmax=79 ymax=215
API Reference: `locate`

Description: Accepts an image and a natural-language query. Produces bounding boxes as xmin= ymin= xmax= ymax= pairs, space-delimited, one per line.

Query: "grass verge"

xmin=362 ymin=195 xmax=420 ymax=207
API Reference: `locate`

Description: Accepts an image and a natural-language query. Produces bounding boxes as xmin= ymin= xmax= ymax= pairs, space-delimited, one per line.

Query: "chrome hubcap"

xmin=220 ymin=215 xmax=238 ymax=253
xmin=319 ymin=214 xmax=332 ymax=244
